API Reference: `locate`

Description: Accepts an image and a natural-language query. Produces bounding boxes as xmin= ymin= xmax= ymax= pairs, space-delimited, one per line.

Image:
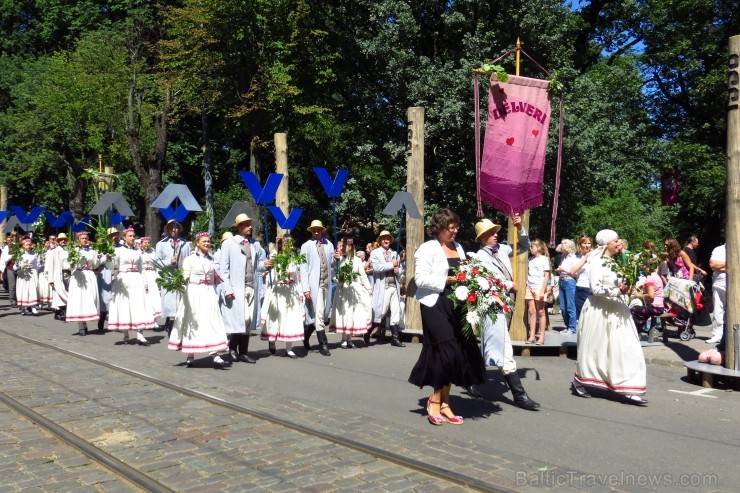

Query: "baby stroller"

xmin=660 ymin=277 xmax=704 ymax=341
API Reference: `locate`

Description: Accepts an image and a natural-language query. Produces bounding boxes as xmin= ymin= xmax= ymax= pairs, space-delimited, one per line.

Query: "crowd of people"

xmin=0 ymin=209 xmax=729 ymax=422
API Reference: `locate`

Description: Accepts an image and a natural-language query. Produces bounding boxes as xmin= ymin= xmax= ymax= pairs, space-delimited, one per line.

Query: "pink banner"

xmin=479 ymin=74 xmax=551 ymax=214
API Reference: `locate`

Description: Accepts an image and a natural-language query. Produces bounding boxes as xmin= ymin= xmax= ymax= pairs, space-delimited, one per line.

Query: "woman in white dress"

xmin=168 ymin=232 xmax=231 ymax=368
xmin=260 ymin=236 xmax=304 ymax=358
xmin=37 ymin=236 xmax=54 ymax=308
xmin=139 ymin=237 xmax=163 ymax=323
xmin=573 ymin=229 xmax=648 ymax=405
xmin=65 ymin=232 xmax=100 ymax=336
xmin=330 ymin=237 xmax=372 ymax=348
xmin=15 ymin=237 xmax=40 ymax=316
xmin=108 ymin=227 xmax=156 ymax=345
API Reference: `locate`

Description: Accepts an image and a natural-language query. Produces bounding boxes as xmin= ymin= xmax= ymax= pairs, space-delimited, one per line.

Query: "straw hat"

xmin=164 ymin=219 xmax=182 ymax=234
xmin=221 ymin=231 xmax=233 ymax=242
xmin=106 ymin=227 xmax=119 ymax=237
xmin=474 ymin=219 xmax=501 ymax=241
xmin=376 ymin=230 xmax=393 ymax=243
xmin=306 ymin=219 xmax=326 ymax=232
xmin=57 ymin=233 xmax=68 ymax=240
xmin=233 ymin=213 xmax=253 ymax=228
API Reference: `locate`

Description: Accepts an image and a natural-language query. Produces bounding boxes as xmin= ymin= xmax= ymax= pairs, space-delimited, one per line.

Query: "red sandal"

xmin=440 ymin=404 xmax=464 ymax=425
xmin=426 ymin=398 xmax=444 ymax=426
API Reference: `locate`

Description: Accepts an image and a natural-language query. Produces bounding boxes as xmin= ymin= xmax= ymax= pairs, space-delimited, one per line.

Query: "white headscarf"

xmin=595 ymin=229 xmax=618 ymax=246
xmin=589 ymin=229 xmax=618 ymax=263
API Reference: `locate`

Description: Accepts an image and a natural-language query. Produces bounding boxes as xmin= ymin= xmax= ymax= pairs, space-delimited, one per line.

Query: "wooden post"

xmin=508 ymin=38 xmax=530 ymax=344
xmin=0 ymin=186 xmax=7 ymax=244
xmin=274 ymin=133 xmax=289 ymax=240
xmin=508 ymin=212 xmax=530 ymax=342
xmin=726 ymin=35 xmax=740 ymax=371
xmin=405 ymin=107 xmax=425 ymax=340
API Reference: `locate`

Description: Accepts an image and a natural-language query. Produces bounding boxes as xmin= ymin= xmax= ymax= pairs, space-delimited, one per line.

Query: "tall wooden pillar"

xmin=405 ymin=107 xmax=425 ymax=336
xmin=274 ymin=133 xmax=289 ymax=241
xmin=725 ymin=35 xmax=740 ymax=370
xmin=508 ymin=212 xmax=530 ymax=342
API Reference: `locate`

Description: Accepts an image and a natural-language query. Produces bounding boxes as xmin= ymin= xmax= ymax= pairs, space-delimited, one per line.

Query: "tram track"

xmin=0 ymin=328 xmax=516 ymax=493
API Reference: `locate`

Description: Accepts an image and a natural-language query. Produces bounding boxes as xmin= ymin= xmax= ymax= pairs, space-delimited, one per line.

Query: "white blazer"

xmin=414 ymin=239 xmax=467 ymax=307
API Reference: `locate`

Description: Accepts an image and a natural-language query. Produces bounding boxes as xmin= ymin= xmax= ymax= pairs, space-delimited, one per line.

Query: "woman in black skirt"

xmin=409 ymin=209 xmax=487 ymax=425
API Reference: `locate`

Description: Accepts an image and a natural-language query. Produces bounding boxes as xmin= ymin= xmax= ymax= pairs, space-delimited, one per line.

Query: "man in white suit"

xmin=300 ymin=220 xmax=338 ymax=356
xmin=218 ymin=213 xmax=272 ymax=363
xmin=368 ymin=230 xmax=405 ymax=347
xmin=156 ymin=219 xmax=190 ymax=335
xmin=474 ymin=215 xmax=539 ymax=410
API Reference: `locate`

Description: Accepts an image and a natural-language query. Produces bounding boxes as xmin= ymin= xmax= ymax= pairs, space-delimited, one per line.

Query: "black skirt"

xmin=408 ymin=264 xmax=486 ymax=390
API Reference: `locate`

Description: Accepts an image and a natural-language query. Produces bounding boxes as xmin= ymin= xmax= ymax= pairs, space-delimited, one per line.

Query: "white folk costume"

xmin=299 ymin=227 xmax=336 ymax=356
xmin=15 ymin=251 xmax=40 ymax=310
xmin=168 ymin=252 xmax=229 ymax=355
xmin=140 ymin=247 xmax=163 ymax=321
xmin=260 ymin=260 xmax=304 ymax=350
xmin=330 ymin=255 xmax=372 ymax=337
xmin=574 ymin=232 xmax=647 ymax=399
xmin=156 ymin=234 xmax=191 ymax=319
xmin=108 ymin=245 xmax=156 ymax=333
xmin=217 ymin=233 xmax=268 ymax=361
xmin=37 ymin=253 xmax=52 ymax=307
xmin=66 ymin=248 xmax=100 ymax=323
xmin=471 ymin=219 xmax=540 ymax=411
xmin=46 ymin=245 xmax=69 ymax=310
xmin=369 ymin=237 xmax=405 ymax=347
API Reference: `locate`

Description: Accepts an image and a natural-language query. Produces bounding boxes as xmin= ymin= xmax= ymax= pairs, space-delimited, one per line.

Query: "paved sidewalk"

xmin=543 ymin=312 xmax=716 ymax=369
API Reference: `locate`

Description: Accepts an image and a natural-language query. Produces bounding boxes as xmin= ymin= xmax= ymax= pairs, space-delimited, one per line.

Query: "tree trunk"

xmin=202 ymin=100 xmax=214 ymax=236
xmin=125 ymin=82 xmax=171 ymax=239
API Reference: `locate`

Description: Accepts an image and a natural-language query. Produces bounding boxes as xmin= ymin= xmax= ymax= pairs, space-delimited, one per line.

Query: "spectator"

xmin=556 ymin=239 xmax=578 ymax=334
xmin=707 ymin=243 xmax=726 ymax=344
xmin=526 ymin=239 xmax=550 ymax=345
xmin=630 ymin=257 xmax=664 ymax=332
xmin=569 ymin=236 xmax=594 ymax=322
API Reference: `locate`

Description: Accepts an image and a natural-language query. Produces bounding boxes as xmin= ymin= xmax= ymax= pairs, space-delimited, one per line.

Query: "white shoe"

xmin=705 ymin=336 xmax=722 ymax=344
xmin=31 ymin=308 xmax=38 ymax=315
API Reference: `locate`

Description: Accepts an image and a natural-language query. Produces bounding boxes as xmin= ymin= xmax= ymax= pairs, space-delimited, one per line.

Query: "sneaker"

xmin=705 ymin=336 xmax=722 ymax=344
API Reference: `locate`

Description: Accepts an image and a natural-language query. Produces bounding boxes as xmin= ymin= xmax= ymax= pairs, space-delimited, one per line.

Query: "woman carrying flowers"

xmin=14 ymin=237 xmax=40 ymax=316
xmin=330 ymin=234 xmax=373 ymax=348
xmin=408 ymin=208 xmax=486 ymax=426
xmin=168 ymin=232 xmax=231 ymax=369
xmin=572 ymin=229 xmax=648 ymax=405
xmin=260 ymin=236 xmax=305 ymax=358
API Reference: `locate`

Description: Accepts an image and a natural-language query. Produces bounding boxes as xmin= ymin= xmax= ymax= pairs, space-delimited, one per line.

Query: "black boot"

xmin=316 ymin=330 xmax=331 ymax=356
xmin=503 ymin=372 xmax=540 ymax=411
xmin=164 ymin=317 xmax=174 ymax=337
xmin=390 ymin=325 xmax=405 ymax=347
xmin=363 ymin=324 xmax=375 ymax=346
xmin=98 ymin=311 xmax=107 ymax=333
xmin=238 ymin=334 xmax=256 ymax=363
xmin=303 ymin=324 xmax=316 ymax=350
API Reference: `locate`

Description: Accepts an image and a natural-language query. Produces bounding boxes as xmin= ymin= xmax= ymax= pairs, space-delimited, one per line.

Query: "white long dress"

xmin=65 ymin=249 xmax=100 ymax=322
xmin=574 ymin=256 xmax=647 ymax=395
xmin=330 ymin=256 xmax=372 ymax=336
xmin=108 ymin=246 xmax=156 ymax=331
xmin=37 ymin=258 xmax=52 ymax=306
xmin=46 ymin=246 xmax=68 ymax=309
xmin=168 ymin=253 xmax=229 ymax=354
xmin=15 ymin=252 xmax=39 ymax=307
xmin=260 ymin=262 xmax=305 ymax=343
xmin=140 ymin=249 xmax=163 ymax=321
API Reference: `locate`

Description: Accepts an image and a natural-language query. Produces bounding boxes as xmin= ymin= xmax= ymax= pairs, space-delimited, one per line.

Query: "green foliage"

xmin=336 ymin=259 xmax=359 ymax=285
xmin=271 ymin=237 xmax=306 ymax=283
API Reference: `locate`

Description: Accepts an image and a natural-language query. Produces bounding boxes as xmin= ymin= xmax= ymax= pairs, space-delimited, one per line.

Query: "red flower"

xmin=471 ymin=267 xmax=480 ymax=275
xmin=467 ymin=292 xmax=477 ymax=302
xmin=457 ymin=272 xmax=467 ymax=281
